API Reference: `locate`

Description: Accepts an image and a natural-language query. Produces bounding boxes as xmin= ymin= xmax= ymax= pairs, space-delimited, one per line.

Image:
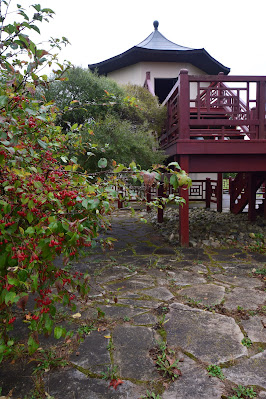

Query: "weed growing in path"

xmin=253 ymin=267 xmax=266 ymax=276
xmin=154 ymin=340 xmax=181 ymax=381
xmin=77 ymin=323 xmax=96 ymax=337
xmin=33 ymin=349 xmax=68 ymax=375
xmin=140 ymin=391 xmax=162 ymax=399
xmin=241 ymin=337 xmax=253 ymax=348
xmin=207 ymin=365 xmax=225 ymax=380
xmin=101 ymin=365 xmax=119 ymax=381
xmin=228 ymin=384 xmax=257 ymax=398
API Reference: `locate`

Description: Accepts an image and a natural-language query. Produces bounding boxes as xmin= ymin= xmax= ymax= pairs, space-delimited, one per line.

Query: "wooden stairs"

xmin=230 ymin=172 xmax=266 ymax=218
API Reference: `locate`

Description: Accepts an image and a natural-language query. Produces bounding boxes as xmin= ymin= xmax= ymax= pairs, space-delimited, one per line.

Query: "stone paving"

xmin=0 ymin=209 xmax=266 ymax=399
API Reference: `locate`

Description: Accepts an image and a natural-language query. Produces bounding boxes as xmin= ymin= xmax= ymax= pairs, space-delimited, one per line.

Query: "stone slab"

xmin=0 ymin=361 xmax=37 ymax=398
xmin=212 ymin=274 xmax=264 ymax=289
xmin=105 ymin=276 xmax=155 ymax=292
xmin=118 ymin=298 xmax=160 ymax=308
xmin=223 ymin=352 xmax=266 ymax=389
xmin=162 ymin=364 xmax=225 ymax=399
xmin=96 ymin=305 xmax=143 ymax=321
xmin=241 ymin=315 xmax=266 ymax=342
xmin=166 ymin=303 xmax=247 ymax=364
xmin=167 ymin=270 xmax=206 ymax=286
xmin=70 ymin=330 xmax=110 ymax=373
xmin=132 ymin=312 xmax=158 ymax=325
xmin=46 ymin=368 xmax=145 ymax=399
xmin=154 ymin=247 xmax=177 ymax=255
xmin=178 ymin=284 xmax=225 ymax=306
xmin=113 ymin=325 xmax=157 ymax=381
xmin=97 ymin=266 xmax=137 ymax=283
xmin=178 ymin=248 xmax=209 ymax=262
xmin=221 ymin=263 xmax=256 ymax=276
xmin=224 ymin=287 xmax=266 ymax=310
xmin=142 ymin=287 xmax=174 ymax=301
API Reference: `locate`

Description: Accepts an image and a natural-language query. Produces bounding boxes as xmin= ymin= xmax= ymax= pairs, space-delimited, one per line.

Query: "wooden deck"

xmin=159 ymin=70 xmax=266 ymax=245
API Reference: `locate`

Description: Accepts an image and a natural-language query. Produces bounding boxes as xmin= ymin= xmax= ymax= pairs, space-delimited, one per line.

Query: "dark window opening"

xmin=154 ymin=77 xmax=178 ymax=103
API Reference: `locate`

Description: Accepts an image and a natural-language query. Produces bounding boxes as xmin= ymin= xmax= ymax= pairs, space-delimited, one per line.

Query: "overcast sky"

xmin=11 ymin=0 xmax=266 ymax=76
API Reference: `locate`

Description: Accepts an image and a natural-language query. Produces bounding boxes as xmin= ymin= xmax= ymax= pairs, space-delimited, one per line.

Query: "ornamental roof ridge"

xmin=136 ymin=21 xmax=193 ymax=51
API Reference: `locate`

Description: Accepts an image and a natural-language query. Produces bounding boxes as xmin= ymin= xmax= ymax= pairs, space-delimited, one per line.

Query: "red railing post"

xmin=179 ymin=155 xmax=189 ymax=246
xmin=217 ymin=173 xmax=223 ymax=213
xmin=179 ymin=69 xmax=190 ymax=139
xmin=258 ymin=79 xmax=266 ymax=139
xmin=205 ymin=178 xmax=211 ymax=209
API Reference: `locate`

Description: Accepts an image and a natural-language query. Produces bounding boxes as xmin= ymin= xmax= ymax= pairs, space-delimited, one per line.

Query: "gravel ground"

xmin=145 ymin=206 xmax=266 ymax=250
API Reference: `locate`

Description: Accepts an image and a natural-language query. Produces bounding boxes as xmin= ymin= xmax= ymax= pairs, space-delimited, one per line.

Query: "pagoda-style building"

xmin=89 ymin=22 xmax=266 ymax=246
xmin=88 ymin=21 xmax=229 ymax=103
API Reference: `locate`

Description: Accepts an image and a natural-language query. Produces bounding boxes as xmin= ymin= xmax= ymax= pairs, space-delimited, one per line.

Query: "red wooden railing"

xmin=160 ymin=70 xmax=266 ymax=147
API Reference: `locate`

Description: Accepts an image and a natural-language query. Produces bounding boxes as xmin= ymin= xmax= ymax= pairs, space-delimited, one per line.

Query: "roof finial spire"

xmin=153 ymin=20 xmax=159 ymax=30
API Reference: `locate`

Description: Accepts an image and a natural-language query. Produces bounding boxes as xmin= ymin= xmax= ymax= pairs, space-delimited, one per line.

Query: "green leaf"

xmin=25 ymin=226 xmax=35 ymax=235
xmin=98 ymin=158 xmax=107 ymax=169
xmin=26 ymin=212 xmax=33 ymax=223
xmin=7 ymin=276 xmax=19 ymax=286
xmin=4 ymin=291 xmax=17 ymax=305
xmin=28 ymin=335 xmax=39 ymax=354
xmin=29 ymin=24 xmax=40 ymax=34
xmin=168 ymin=161 xmax=181 ymax=170
xmin=32 ymin=4 xmax=41 ymax=11
xmin=61 ymin=156 xmax=68 ymax=163
xmin=113 ymin=164 xmax=126 ymax=173
xmin=18 ymin=10 xmax=29 ymax=21
xmin=0 ymin=96 xmax=8 ymax=106
xmin=54 ymin=326 xmax=64 ymax=339
xmin=70 ymin=123 xmax=78 ymax=131
xmin=170 ymin=174 xmax=179 ymax=190
xmin=42 ymin=8 xmax=55 ymax=14
xmin=18 ymin=270 xmax=28 ymax=282
xmin=0 ymin=253 xmax=8 ymax=270
xmin=31 ymin=274 xmax=38 ymax=291
xmin=81 ymin=198 xmax=89 ymax=209
xmin=129 ymin=161 xmax=137 ymax=170
xmin=45 ymin=317 xmax=53 ymax=334
xmin=86 ymin=199 xmax=100 ymax=210
xmin=37 ymin=139 xmax=48 ymax=149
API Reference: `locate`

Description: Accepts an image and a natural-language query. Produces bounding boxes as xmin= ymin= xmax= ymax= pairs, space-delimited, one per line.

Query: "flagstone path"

xmin=0 ymin=209 xmax=265 ymax=398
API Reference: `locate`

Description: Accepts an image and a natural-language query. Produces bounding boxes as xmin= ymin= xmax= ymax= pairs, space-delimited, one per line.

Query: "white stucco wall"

xmin=107 ymin=62 xmax=206 ymax=90
xmin=189 ymin=173 xmax=217 ymax=181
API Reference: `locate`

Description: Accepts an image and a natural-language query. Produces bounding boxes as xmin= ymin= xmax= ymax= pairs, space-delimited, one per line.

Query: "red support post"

xmin=157 ymin=182 xmax=164 ymax=223
xmin=217 ymin=173 xmax=223 ymax=213
xmin=146 ymin=187 xmax=151 ymax=212
xmin=117 ymin=186 xmax=123 ymax=209
xmin=205 ymin=178 xmax=211 ymax=209
xmin=229 ymin=178 xmax=235 ymax=213
xmin=179 ymin=155 xmax=189 ymax=246
xmin=248 ymin=173 xmax=256 ymax=221
xmin=262 ymin=183 xmax=266 ymax=219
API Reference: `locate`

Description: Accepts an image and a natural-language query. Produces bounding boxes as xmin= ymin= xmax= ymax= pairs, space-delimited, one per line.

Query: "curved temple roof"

xmin=88 ymin=21 xmax=230 ymax=76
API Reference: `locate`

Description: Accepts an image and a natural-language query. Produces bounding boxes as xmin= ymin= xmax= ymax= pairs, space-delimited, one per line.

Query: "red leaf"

xmin=109 ymin=379 xmax=123 ymax=390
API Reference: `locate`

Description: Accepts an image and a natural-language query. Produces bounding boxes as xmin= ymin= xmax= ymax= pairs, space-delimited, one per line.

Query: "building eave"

xmin=88 ymin=47 xmax=230 ymax=76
